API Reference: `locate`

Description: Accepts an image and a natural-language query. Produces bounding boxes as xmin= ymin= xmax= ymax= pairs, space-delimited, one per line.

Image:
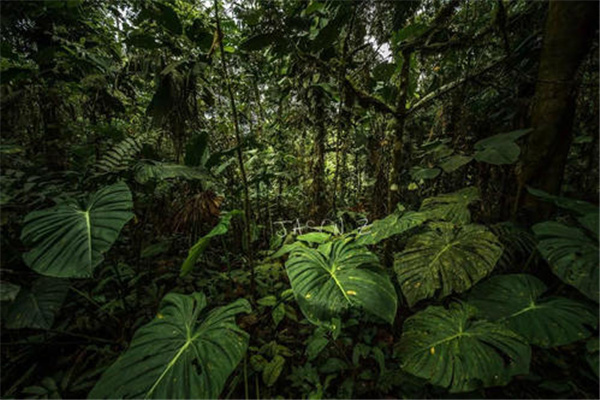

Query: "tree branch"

xmin=343 ymin=76 xmax=397 ymax=115
xmin=407 ymin=55 xmax=509 ymax=116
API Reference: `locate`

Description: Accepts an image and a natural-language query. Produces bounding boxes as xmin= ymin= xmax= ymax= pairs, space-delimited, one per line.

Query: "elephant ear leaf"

xmin=533 ymin=221 xmax=599 ymax=303
xmin=21 ymin=182 xmax=134 ymax=278
xmin=473 ymin=128 xmax=532 ymax=165
xmin=397 ymin=302 xmax=531 ymax=393
xmin=468 ymin=274 xmax=597 ymax=347
xmin=5 ymin=277 xmax=69 ymax=330
xmin=395 ymin=223 xmax=502 ymax=307
xmin=89 ymin=292 xmax=251 ymax=399
xmin=285 ymin=239 xmax=398 ymax=326
xmin=419 ymin=186 xmax=479 ymax=224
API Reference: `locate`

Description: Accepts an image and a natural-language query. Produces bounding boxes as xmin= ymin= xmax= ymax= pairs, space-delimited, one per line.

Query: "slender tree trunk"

xmin=309 ymin=89 xmax=327 ymax=220
xmin=339 ymin=140 xmax=348 ymax=207
xmin=333 ymin=86 xmax=352 ymax=214
xmin=516 ymin=0 xmax=598 ymax=219
xmin=214 ymin=0 xmax=254 ymax=291
xmin=42 ymin=89 xmax=65 ymax=170
xmin=369 ymin=117 xmax=388 ymax=219
xmin=332 ymin=7 xmax=355 ymax=214
xmin=388 ymin=50 xmax=412 ymax=212
xmin=35 ymin=15 xmax=65 ymax=171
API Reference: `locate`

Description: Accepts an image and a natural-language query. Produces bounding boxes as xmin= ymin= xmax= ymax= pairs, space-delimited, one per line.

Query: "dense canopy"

xmin=1 ymin=0 xmax=598 ymax=399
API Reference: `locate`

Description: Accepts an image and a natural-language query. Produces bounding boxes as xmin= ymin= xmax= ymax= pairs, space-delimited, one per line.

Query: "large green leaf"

xmin=267 ymin=241 xmax=306 ymax=260
xmin=355 ymin=211 xmax=428 ymax=246
xmin=489 ymin=222 xmax=537 ymax=271
xmin=439 ymin=154 xmax=473 ymax=173
xmin=527 ymin=188 xmax=599 ymax=238
xmin=419 ymin=186 xmax=479 ymax=225
xmin=474 ymin=141 xmax=521 ymax=165
xmin=0 ymin=281 xmax=20 ymax=302
xmin=21 ymin=183 xmax=134 ymax=278
xmin=409 ymin=166 xmax=440 ymax=181
xmin=395 ymin=223 xmax=502 ymax=307
xmin=89 ymin=292 xmax=251 ymax=399
xmin=475 ymin=129 xmax=532 ymax=149
xmin=134 ymin=162 xmax=209 ymax=184
xmin=297 ymin=232 xmax=332 ymax=244
xmin=310 ymin=6 xmax=348 ymax=51
xmin=468 ymin=274 xmax=597 ymax=347
xmin=393 ymin=22 xmax=428 ymax=43
xmin=397 ymin=302 xmax=531 ymax=393
xmin=533 ymin=222 xmax=599 ymax=303
xmin=526 ymin=187 xmax=598 ymax=216
xmin=285 ymin=239 xmax=397 ymax=326
xmin=239 ymin=33 xmax=281 ymax=51
xmin=180 ymin=210 xmax=242 ymax=276
xmin=184 ymin=132 xmax=209 ymax=167
xmin=5 ymin=277 xmax=69 ymax=330
xmin=474 ymin=128 xmax=532 ymax=165
xmin=577 ymin=212 xmax=600 ymax=239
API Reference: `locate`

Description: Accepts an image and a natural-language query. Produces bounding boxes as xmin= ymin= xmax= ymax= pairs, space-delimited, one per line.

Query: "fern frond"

xmin=96 ymin=137 xmax=144 ymax=173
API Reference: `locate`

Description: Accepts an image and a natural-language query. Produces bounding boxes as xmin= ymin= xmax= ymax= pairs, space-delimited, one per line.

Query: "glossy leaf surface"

xmin=468 ymin=274 xmax=597 ymax=347
xmin=21 ymin=182 xmax=134 ymax=278
xmin=89 ymin=292 xmax=251 ymax=399
xmin=397 ymin=303 xmax=531 ymax=393
xmin=285 ymin=239 xmax=397 ymax=325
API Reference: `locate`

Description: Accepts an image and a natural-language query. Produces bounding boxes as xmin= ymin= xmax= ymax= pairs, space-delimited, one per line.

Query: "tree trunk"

xmin=388 ymin=50 xmax=412 ymax=212
xmin=369 ymin=117 xmax=389 ymax=219
xmin=35 ymin=15 xmax=66 ymax=171
xmin=310 ymin=89 xmax=328 ymax=220
xmin=332 ymin=85 xmax=352 ymax=213
xmin=516 ymin=0 xmax=598 ymax=219
xmin=214 ymin=0 xmax=255 ymax=292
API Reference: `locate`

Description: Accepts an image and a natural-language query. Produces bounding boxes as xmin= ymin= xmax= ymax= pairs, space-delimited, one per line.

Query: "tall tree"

xmin=516 ymin=0 xmax=598 ymax=218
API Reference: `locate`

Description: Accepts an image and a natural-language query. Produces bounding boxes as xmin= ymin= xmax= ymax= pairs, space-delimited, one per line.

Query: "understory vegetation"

xmin=1 ymin=0 xmax=599 ymax=399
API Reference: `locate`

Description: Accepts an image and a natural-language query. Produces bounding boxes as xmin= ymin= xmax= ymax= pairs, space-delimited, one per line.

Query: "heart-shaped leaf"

xmin=21 ymin=183 xmax=134 ymax=278
xmin=533 ymin=222 xmax=599 ymax=303
xmin=285 ymin=239 xmax=397 ymax=325
xmin=468 ymin=274 xmax=597 ymax=347
xmin=5 ymin=277 xmax=69 ymax=330
xmin=473 ymin=128 xmax=532 ymax=165
xmin=89 ymin=292 xmax=251 ymax=399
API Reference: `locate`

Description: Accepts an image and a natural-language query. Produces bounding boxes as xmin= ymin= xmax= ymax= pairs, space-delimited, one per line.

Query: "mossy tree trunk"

xmin=369 ymin=116 xmax=389 ymax=219
xmin=388 ymin=49 xmax=412 ymax=213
